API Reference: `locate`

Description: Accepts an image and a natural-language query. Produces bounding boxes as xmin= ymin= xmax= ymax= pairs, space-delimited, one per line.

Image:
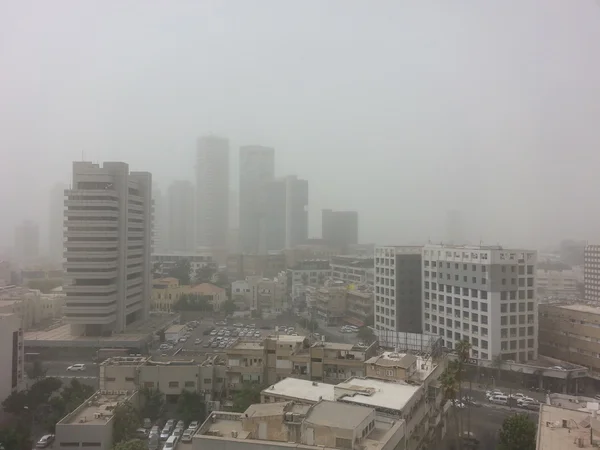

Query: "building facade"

xmin=321 ymin=209 xmax=358 ymax=248
xmin=422 ymin=245 xmax=538 ymax=362
xmin=63 ymin=161 xmax=152 ymax=336
xmin=0 ymin=313 xmax=24 ymax=404
xmin=330 ymin=255 xmax=374 ymax=286
xmin=374 ymin=246 xmax=422 ymax=334
xmin=537 ymin=269 xmax=578 ymax=298
xmin=196 ymin=135 xmax=230 ymax=260
xmin=584 ymin=244 xmax=600 ymax=303
xmin=167 ymin=180 xmax=195 ymax=252
xmin=287 ymin=260 xmax=331 ymax=288
xmin=239 ymin=145 xmax=275 ymax=254
xmin=48 ymin=182 xmax=67 ymax=264
xmin=14 ymin=220 xmax=39 ymax=262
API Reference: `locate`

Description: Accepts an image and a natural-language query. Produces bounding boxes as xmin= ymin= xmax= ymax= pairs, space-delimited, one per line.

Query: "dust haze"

xmin=1 ymin=0 xmax=600 ymax=250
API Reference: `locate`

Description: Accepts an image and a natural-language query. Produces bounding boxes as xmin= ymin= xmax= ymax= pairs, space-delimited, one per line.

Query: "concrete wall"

xmin=55 ymin=419 xmax=114 ymax=450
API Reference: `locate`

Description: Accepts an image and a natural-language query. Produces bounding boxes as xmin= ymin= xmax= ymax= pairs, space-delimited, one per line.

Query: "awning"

xmin=344 ymin=317 xmax=364 ymax=327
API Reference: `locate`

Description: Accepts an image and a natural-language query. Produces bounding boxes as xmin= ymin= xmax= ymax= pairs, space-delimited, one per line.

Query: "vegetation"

xmin=232 ymin=384 xmax=262 ymax=413
xmin=173 ymin=293 xmax=212 ymax=311
xmin=112 ymin=401 xmax=141 ymax=445
xmin=26 ymin=360 xmax=47 ymax=381
xmin=297 ymin=317 xmax=319 ymax=332
xmin=140 ymin=388 xmax=165 ymax=422
xmin=169 ymin=259 xmax=191 ymax=285
xmin=113 ymin=439 xmax=147 ymax=450
xmin=194 ymin=265 xmax=217 ymax=284
xmin=497 ymin=413 xmax=537 ymax=450
xmin=357 ymin=326 xmax=376 ymax=343
xmin=222 ymin=299 xmax=237 ymax=316
xmin=176 ymin=391 xmax=206 ymax=424
xmin=364 ymin=313 xmax=374 ymax=327
xmin=0 ymin=425 xmax=31 ymax=450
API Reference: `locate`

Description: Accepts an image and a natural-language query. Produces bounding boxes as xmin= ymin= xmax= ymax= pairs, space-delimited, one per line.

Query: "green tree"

xmin=113 ymin=439 xmax=147 ymax=450
xmin=61 ymin=379 xmax=94 ymax=411
xmin=497 ymin=414 xmax=537 ymax=450
xmin=364 ymin=314 xmax=374 ymax=327
xmin=140 ymin=388 xmax=165 ymax=422
xmin=26 ymin=360 xmax=47 ymax=381
xmin=0 ymin=424 xmax=31 ymax=450
xmin=2 ymin=390 xmax=29 ymax=416
xmin=222 ymin=299 xmax=236 ymax=316
xmin=194 ymin=265 xmax=216 ymax=284
xmin=112 ymin=401 xmax=141 ymax=444
xmin=357 ymin=326 xmax=376 ymax=343
xmin=169 ymin=259 xmax=191 ymax=285
xmin=176 ymin=391 xmax=206 ymax=424
xmin=232 ymin=383 xmax=262 ymax=413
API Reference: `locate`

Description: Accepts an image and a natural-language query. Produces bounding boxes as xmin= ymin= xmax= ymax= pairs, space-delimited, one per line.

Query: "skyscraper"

xmin=262 ymin=175 xmax=308 ymax=251
xmin=322 ymin=209 xmax=358 ymax=248
xmin=196 ymin=136 xmax=229 ymax=259
xmin=152 ymin=188 xmax=169 ymax=253
xmin=239 ymin=145 xmax=275 ymax=254
xmin=48 ymin=182 xmax=66 ymax=264
xmin=14 ymin=220 xmax=39 ymax=262
xmin=63 ymin=161 xmax=152 ymax=336
xmin=168 ymin=180 xmax=195 ymax=252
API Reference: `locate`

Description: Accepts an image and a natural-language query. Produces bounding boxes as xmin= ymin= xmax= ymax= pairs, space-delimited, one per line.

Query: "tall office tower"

xmin=584 ymin=245 xmax=600 ymax=303
xmin=196 ymin=136 xmax=229 ymax=260
xmin=374 ymin=246 xmax=423 ymax=334
xmin=64 ymin=161 xmax=152 ymax=336
xmin=322 ymin=209 xmax=358 ymax=248
xmin=14 ymin=220 xmax=39 ymax=262
xmin=151 ymin=188 xmax=169 ymax=253
xmin=168 ymin=180 xmax=195 ymax=251
xmin=48 ymin=182 xmax=67 ymax=264
xmin=239 ymin=145 xmax=275 ymax=254
xmin=262 ymin=176 xmax=308 ymax=252
xmin=445 ymin=210 xmax=466 ymax=245
xmin=422 ymin=244 xmax=538 ymax=363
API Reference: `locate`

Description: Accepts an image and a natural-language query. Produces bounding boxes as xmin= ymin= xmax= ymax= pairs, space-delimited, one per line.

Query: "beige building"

xmin=539 ymin=303 xmax=600 ymax=371
xmin=193 ymin=400 xmax=405 ymax=450
xmin=256 ymin=272 xmax=288 ymax=314
xmin=55 ymin=390 xmax=139 ymax=450
xmin=189 ymin=283 xmax=227 ymax=311
xmin=0 ymin=285 xmax=64 ymax=331
xmin=346 ymin=288 xmax=374 ymax=327
xmin=308 ymin=282 xmax=349 ymax=326
xmin=231 ymin=276 xmax=260 ymax=310
xmin=537 ymin=269 xmax=578 ymax=297
xmin=536 ymin=403 xmax=600 ymax=450
xmin=226 ymin=253 xmax=287 ymax=280
xmin=151 ymin=277 xmax=184 ymax=312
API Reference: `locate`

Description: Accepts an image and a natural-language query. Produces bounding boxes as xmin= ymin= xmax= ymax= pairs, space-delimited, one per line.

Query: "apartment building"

xmin=256 ymin=272 xmax=288 ymax=314
xmin=0 ymin=285 xmax=64 ymax=331
xmin=287 ymin=259 xmax=331 ymax=287
xmin=193 ymin=400 xmax=405 ymax=450
xmin=167 ymin=180 xmax=195 ymax=252
xmin=585 ymin=245 xmax=600 ymax=303
xmin=539 ymin=303 xmax=600 ymax=371
xmin=55 ymin=390 xmax=139 ymax=450
xmin=188 ymin=283 xmax=227 ymax=312
xmin=536 ymin=404 xmax=598 ymax=450
xmin=98 ymin=355 xmax=226 ymax=401
xmin=239 ymin=145 xmax=275 ymax=254
xmin=151 ymin=277 xmax=183 ymax=312
xmin=422 ymin=244 xmax=538 ymax=362
xmin=322 ymin=209 xmax=359 ymax=249
xmin=330 ymin=255 xmax=374 ymax=286
xmin=152 ymin=252 xmax=216 ymax=278
xmin=346 ymin=288 xmax=374 ymax=327
xmin=231 ymin=276 xmax=260 ymax=310
xmin=537 ymin=269 xmax=578 ymax=297
xmin=64 ymin=161 xmax=152 ymax=336
xmin=308 ymin=283 xmax=349 ymax=325
xmin=49 ymin=182 xmax=67 ymax=264
xmin=196 ymin=135 xmax=229 ymax=261
xmin=374 ymin=246 xmax=422 ymax=334
xmin=226 ymin=253 xmax=287 ymax=280
xmin=0 ymin=313 xmax=24 ymax=404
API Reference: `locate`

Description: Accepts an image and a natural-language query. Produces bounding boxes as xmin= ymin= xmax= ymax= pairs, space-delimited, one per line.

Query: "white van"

xmin=164 ymin=435 xmax=178 ymax=449
xmin=490 ymin=395 xmax=508 ymax=405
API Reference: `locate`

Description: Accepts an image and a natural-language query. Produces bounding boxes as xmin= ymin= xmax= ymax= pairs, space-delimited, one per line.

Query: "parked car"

xmin=181 ymin=429 xmax=194 ymax=443
xmin=164 ymin=419 xmax=175 ymax=431
xmin=160 ymin=429 xmax=171 ymax=441
xmin=35 ymin=434 xmax=55 ymax=448
xmin=172 ymin=427 xmax=184 ymax=439
xmin=135 ymin=428 xmax=149 ymax=439
xmin=179 ymin=337 xmax=188 ymax=343
xmin=189 ymin=421 xmax=200 ymax=430
xmin=233 ymin=323 xmax=244 ymax=328
xmin=176 ymin=420 xmax=185 ymax=429
xmin=164 ymin=435 xmax=178 ymax=449
xmin=210 ymin=330 xmax=218 ymax=336
xmin=195 ymin=338 xmax=202 ymax=345
xmin=67 ymin=363 xmax=86 ymax=372
xmin=489 ymin=395 xmax=509 ymax=405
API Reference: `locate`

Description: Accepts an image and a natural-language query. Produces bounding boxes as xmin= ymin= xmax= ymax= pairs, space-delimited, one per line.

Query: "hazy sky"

xmin=2 ymin=0 xmax=600 ymax=251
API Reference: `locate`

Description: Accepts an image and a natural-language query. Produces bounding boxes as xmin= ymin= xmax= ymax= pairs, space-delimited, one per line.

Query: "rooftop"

xmin=60 ymin=391 xmax=135 ymax=425
xmin=262 ymin=378 xmax=335 ymax=403
xmin=268 ymin=334 xmax=307 ymax=344
xmin=200 ymin=412 xmax=248 ymax=438
xmin=243 ymin=402 xmax=310 ymax=418
xmin=553 ymin=304 xmax=600 ymax=314
xmin=366 ymin=352 xmax=417 ymax=369
xmin=229 ymin=341 xmax=264 ymax=350
xmin=189 ymin=283 xmax=225 ymax=295
xmin=304 ymin=400 xmax=373 ymax=430
xmin=537 ymin=404 xmax=600 ymax=449
xmin=336 ymin=377 xmax=420 ymax=413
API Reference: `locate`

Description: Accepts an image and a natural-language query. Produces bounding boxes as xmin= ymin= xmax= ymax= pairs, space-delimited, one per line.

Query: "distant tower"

xmin=322 ymin=209 xmax=358 ymax=248
xmin=196 ymin=136 xmax=229 ymax=261
xmin=15 ymin=220 xmax=39 ymax=262
xmin=48 ymin=182 xmax=66 ymax=264
xmin=168 ymin=180 xmax=195 ymax=251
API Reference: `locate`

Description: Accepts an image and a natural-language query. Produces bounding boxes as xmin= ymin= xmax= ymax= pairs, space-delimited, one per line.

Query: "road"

xmin=26 ymin=360 xmax=99 ymax=389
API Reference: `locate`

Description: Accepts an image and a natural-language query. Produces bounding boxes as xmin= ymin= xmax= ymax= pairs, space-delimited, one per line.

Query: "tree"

xmin=497 ymin=414 xmax=537 ymax=450
xmin=26 ymin=360 xmax=47 ymax=381
xmin=232 ymin=384 xmax=262 ymax=413
xmin=222 ymin=299 xmax=236 ymax=316
xmin=176 ymin=391 xmax=206 ymax=424
xmin=357 ymin=326 xmax=376 ymax=343
xmin=364 ymin=314 xmax=374 ymax=327
xmin=112 ymin=401 xmax=141 ymax=444
xmin=169 ymin=259 xmax=191 ymax=285
xmin=194 ymin=265 xmax=216 ymax=284
xmin=113 ymin=439 xmax=147 ymax=450
xmin=140 ymin=388 xmax=165 ymax=422
xmin=0 ymin=425 xmax=31 ymax=450
xmin=61 ymin=379 xmax=94 ymax=411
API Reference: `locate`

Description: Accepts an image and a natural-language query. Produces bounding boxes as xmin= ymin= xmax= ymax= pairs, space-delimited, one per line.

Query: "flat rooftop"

xmin=269 ymin=335 xmax=307 ymax=343
xmin=554 ymin=304 xmax=600 ymax=314
xmin=60 ymin=392 xmax=133 ymax=425
xmin=537 ymin=404 xmax=599 ymax=449
xmin=262 ymin=378 xmax=335 ymax=403
xmin=244 ymin=402 xmax=310 ymax=418
xmin=305 ymin=401 xmax=373 ymax=430
xmin=336 ymin=377 xmax=420 ymax=413
xmin=229 ymin=341 xmax=264 ymax=350
xmin=200 ymin=412 xmax=248 ymax=439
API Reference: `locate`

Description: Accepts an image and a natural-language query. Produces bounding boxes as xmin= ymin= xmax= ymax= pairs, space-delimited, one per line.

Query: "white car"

xmin=181 ymin=429 xmax=194 ymax=443
xmin=188 ymin=421 xmax=200 ymax=431
xmin=179 ymin=337 xmax=188 ymax=343
xmin=194 ymin=338 xmax=202 ymax=345
xmin=67 ymin=364 xmax=86 ymax=372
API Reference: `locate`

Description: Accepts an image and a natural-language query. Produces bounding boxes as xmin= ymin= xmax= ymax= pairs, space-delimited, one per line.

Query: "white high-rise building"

xmin=422 ymin=244 xmax=538 ymax=363
xmin=63 ymin=161 xmax=152 ymax=336
xmin=584 ymin=245 xmax=600 ymax=303
xmin=48 ymin=182 xmax=67 ymax=264
xmin=152 ymin=188 xmax=169 ymax=253
xmin=196 ymin=135 xmax=229 ymax=262
xmin=168 ymin=180 xmax=195 ymax=252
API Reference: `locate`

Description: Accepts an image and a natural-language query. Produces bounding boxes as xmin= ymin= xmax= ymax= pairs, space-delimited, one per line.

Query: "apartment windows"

xmin=501 ymin=329 xmax=508 ymax=338
xmin=480 ymin=291 xmax=488 ymax=299
xmin=454 ymin=286 xmax=460 ymax=295
xmin=454 ymin=297 xmax=459 ymax=306
xmin=185 ymin=381 xmax=195 ymax=388
xmin=463 ymin=311 xmax=469 ymax=319
xmin=471 ymin=289 xmax=478 ymax=298
xmin=481 ymin=303 xmax=488 ymax=312
xmin=463 ymin=299 xmax=469 ymax=308
xmin=455 ymin=332 xmax=461 ymax=340
xmin=501 ymin=316 xmax=507 ymax=325
xmin=510 ymin=291 xmax=517 ymax=300
xmin=510 ymin=303 xmax=517 ymax=313
xmin=425 ymin=323 xmax=430 ymax=331
xmin=446 ymin=318 xmax=452 ymax=327
xmin=501 ymin=342 xmax=508 ymax=350
xmin=519 ymin=266 xmax=525 ymax=275
xmin=519 ymin=290 xmax=525 ymax=300
xmin=519 ymin=327 xmax=526 ymax=337
xmin=481 ymin=315 xmax=488 ymax=325
xmin=528 ymin=339 xmax=535 ymax=347
xmin=463 ymin=323 xmax=469 ymax=331
xmin=527 ymin=290 xmax=534 ymax=299
xmin=169 ymin=381 xmax=179 ymax=388
xmin=482 ymin=279 xmax=487 ymax=285
xmin=471 ymin=301 xmax=478 ymax=310
xmin=527 ymin=265 xmax=534 ymax=275
xmin=447 ymin=330 xmax=452 ymax=338
xmin=481 ymin=327 xmax=488 ymax=337
xmin=463 ymin=264 xmax=467 ymax=270
xmin=472 ymin=265 xmax=476 ymax=271
xmin=455 ymin=320 xmax=460 ymax=328
xmin=501 ymin=292 xmax=507 ymax=300
xmin=472 ymin=337 xmax=479 ymax=347
xmin=518 ymin=303 xmax=525 ymax=312
xmin=510 ymin=316 xmax=517 ymax=325
xmin=462 ymin=287 xmax=469 ymax=296
xmin=528 ymin=326 xmax=534 ymax=335
xmin=472 ymin=325 xmax=479 ymax=334
xmin=472 ymin=277 xmax=477 ymax=283
xmin=472 ymin=313 xmax=478 ymax=322
xmin=481 ymin=340 xmax=488 ymax=350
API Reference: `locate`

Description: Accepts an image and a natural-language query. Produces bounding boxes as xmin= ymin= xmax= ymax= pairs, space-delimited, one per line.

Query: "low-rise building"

xmin=0 ymin=285 xmax=63 ymax=331
xmin=231 ymin=277 xmax=260 ymax=310
xmin=151 ymin=277 xmax=184 ymax=312
xmin=536 ymin=403 xmax=600 ymax=450
xmin=193 ymin=400 xmax=406 ymax=450
xmin=188 ymin=283 xmax=227 ymax=312
xmin=308 ymin=282 xmax=348 ymax=325
xmin=256 ymin=272 xmax=288 ymax=314
xmin=346 ymin=287 xmax=374 ymax=327
xmin=152 ymin=252 xmax=217 ymax=278
xmin=226 ymin=253 xmax=287 ymax=280
xmin=330 ymin=255 xmax=374 ymax=286
xmin=537 ymin=269 xmax=578 ymax=298
xmin=55 ymin=390 xmax=139 ymax=450
xmin=287 ymin=259 xmax=331 ymax=287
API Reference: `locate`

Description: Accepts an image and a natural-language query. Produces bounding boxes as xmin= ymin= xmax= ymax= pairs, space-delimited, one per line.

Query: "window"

xmin=501 ymin=304 xmax=507 ymax=313
xmin=471 ymin=301 xmax=478 ymax=310
xmin=519 ymin=290 xmax=525 ymax=300
xmin=125 ymin=377 xmax=135 ymax=382
xmin=472 ymin=337 xmax=478 ymax=346
xmin=471 ymin=289 xmax=478 ymax=298
xmin=501 ymin=316 xmax=507 ymax=325
xmin=501 ymin=292 xmax=507 ymax=300
xmin=311 ymin=358 xmax=322 ymax=363
xmin=185 ymin=381 xmax=195 ymax=388
xmin=463 ymin=299 xmax=469 ymax=308
xmin=203 ymin=378 xmax=212 ymax=384
xmin=481 ymin=315 xmax=488 ymax=325
xmin=527 ymin=290 xmax=534 ymax=299
xmin=510 ymin=303 xmax=517 ymax=313
xmin=169 ymin=381 xmax=179 ymax=388
xmin=527 ymin=265 xmax=534 ymax=275
xmin=481 ymin=303 xmax=488 ymax=312
xmin=501 ymin=341 xmax=508 ymax=350
xmin=472 ymin=313 xmax=478 ymax=322
xmin=481 ymin=340 xmax=488 ymax=349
